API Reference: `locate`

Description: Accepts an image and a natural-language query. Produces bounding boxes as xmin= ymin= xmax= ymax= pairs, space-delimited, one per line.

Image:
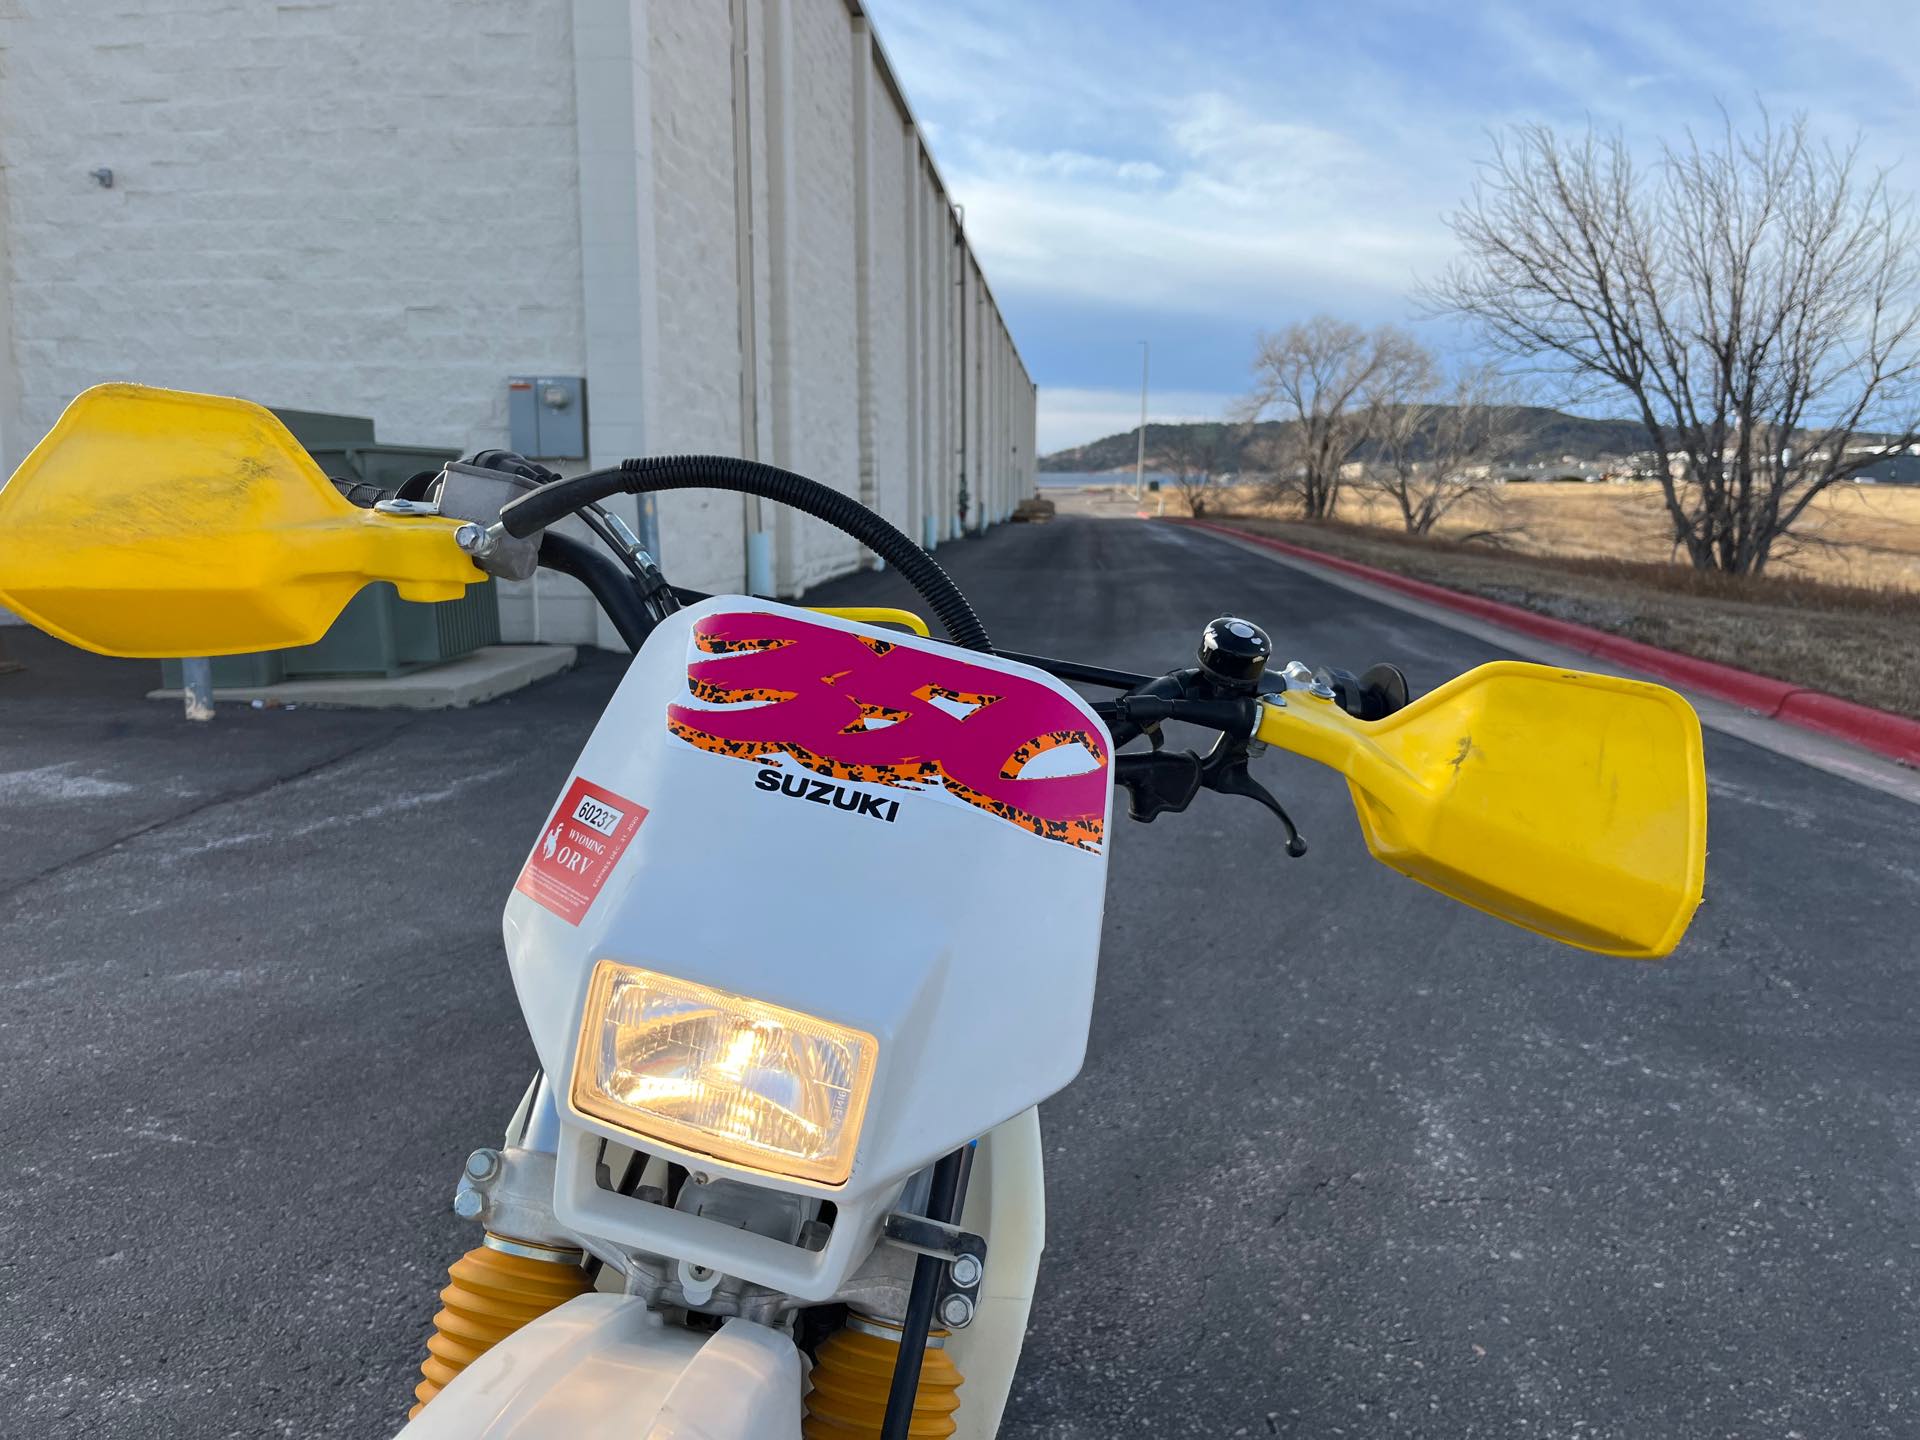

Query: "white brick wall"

xmin=0 ymin=0 xmax=583 ymax=461
xmin=0 ymin=0 xmax=1035 ymax=642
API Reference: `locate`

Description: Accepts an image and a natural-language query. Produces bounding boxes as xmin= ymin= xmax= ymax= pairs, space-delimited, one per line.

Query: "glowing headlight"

xmin=570 ymin=961 xmax=879 ymax=1185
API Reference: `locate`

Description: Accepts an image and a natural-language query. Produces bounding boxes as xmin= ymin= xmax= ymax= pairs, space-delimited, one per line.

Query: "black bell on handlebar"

xmin=1198 ymin=617 xmax=1271 ymax=692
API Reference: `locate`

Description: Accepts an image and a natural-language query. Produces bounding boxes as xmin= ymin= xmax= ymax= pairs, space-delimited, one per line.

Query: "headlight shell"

xmin=570 ymin=961 xmax=879 ymax=1186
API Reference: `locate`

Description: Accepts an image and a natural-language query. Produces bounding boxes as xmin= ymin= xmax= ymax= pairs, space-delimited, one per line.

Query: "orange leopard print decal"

xmin=668 ymin=612 xmax=1107 ymax=850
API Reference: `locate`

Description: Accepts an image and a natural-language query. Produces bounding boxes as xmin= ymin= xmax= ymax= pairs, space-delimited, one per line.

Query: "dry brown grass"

xmin=1211 ymin=479 xmax=1920 ymax=592
xmin=1215 ymin=510 xmax=1920 ymax=722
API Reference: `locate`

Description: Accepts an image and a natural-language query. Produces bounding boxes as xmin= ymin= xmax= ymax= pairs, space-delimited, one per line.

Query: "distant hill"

xmin=1039 ymin=407 xmax=1655 ymax=473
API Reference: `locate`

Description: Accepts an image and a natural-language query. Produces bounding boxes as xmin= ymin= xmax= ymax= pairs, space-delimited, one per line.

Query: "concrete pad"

xmin=146 ymin=643 xmax=577 ymax=711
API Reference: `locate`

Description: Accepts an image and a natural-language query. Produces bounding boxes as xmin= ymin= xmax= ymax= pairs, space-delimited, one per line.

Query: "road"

xmin=4 ymin=515 xmax=1918 ymax=1438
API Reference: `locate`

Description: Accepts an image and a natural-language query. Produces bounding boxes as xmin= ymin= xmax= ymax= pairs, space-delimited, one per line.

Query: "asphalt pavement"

xmin=3 ymin=515 xmax=1918 ymax=1438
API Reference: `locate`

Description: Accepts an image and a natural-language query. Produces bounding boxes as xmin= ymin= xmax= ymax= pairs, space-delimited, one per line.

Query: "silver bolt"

xmin=686 ymin=1263 xmax=715 ymax=1282
xmin=949 ymin=1254 xmax=983 ymax=1288
xmin=690 ymin=1171 xmax=712 ymax=1187
xmin=939 ymin=1294 xmax=975 ymax=1328
xmin=452 ymin=1187 xmax=486 ymax=1220
xmin=464 ymin=1148 xmax=500 ymax=1182
xmin=454 ymin=523 xmax=487 ymax=555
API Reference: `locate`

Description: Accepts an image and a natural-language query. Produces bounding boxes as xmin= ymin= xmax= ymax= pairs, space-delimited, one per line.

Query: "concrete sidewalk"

xmin=0 ymin=627 xmax=600 ymax=897
xmin=145 ymin=644 xmax=576 ymax=712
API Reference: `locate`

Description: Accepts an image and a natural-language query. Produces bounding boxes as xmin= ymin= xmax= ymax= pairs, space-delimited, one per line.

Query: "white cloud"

xmin=942 ymin=89 xmax=1459 ymax=327
xmin=869 ymin=3 xmax=1480 ymax=339
xmin=966 ymin=143 xmax=1166 ymax=186
xmin=868 ymin=0 xmax=1920 ymax=404
xmin=1165 ymin=94 xmax=1369 ymax=199
xmin=1037 ymin=386 xmax=1239 ymax=457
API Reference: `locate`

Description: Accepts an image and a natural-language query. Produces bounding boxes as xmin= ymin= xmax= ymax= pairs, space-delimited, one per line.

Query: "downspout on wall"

xmin=571 ymin=0 xmax=661 ymax=651
xmin=955 ymin=215 xmax=967 ymax=536
xmin=849 ymin=13 xmax=879 ymax=558
xmin=730 ymin=0 xmax=773 ymax=595
xmin=901 ymin=122 xmax=922 ymax=552
xmin=0 ymin=161 xmax=17 ymax=484
xmin=760 ymin=0 xmax=800 ymax=596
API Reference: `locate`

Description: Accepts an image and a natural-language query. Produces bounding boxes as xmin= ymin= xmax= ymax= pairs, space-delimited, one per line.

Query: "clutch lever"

xmin=1113 ymin=749 xmax=1203 ymax=821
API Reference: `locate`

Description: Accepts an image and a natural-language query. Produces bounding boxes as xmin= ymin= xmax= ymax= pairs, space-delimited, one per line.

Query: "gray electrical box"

xmin=507 ymin=375 xmax=587 ymax=459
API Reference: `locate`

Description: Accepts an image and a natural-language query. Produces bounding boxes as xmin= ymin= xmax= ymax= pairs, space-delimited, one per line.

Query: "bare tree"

xmin=1429 ymin=112 xmax=1920 ymax=575
xmin=1161 ymin=422 xmax=1235 ymax=516
xmin=1242 ymin=316 xmax=1431 ymax=519
xmin=1368 ymin=366 xmax=1529 ymax=537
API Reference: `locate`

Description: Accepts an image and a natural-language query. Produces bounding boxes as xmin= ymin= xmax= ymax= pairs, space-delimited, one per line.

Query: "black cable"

xmin=577 ymin=505 xmax=648 ymax=581
xmin=498 ymin=457 xmax=992 ymax=652
xmin=537 ymin=532 xmax=656 ymax=651
xmin=880 ymin=1147 xmax=969 ymax=1440
xmin=993 ymin=649 xmax=1155 ymax=690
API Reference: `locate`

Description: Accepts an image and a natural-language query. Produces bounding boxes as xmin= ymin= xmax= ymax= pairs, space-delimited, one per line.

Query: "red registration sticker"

xmin=515 ymin=778 xmax=648 ymax=925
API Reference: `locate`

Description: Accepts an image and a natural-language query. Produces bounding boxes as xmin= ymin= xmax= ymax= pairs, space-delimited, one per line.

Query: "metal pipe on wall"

xmin=730 ymin=0 xmax=773 ymax=595
xmin=760 ymin=0 xmax=799 ymax=596
xmin=955 ymin=218 xmax=967 ymax=535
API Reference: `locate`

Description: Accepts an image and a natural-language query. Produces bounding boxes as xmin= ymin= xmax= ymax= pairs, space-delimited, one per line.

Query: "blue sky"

xmin=863 ymin=0 xmax=1920 ymax=453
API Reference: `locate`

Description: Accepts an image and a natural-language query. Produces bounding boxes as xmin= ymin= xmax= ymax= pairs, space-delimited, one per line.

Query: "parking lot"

xmin=5 ymin=516 xmax=1920 ymax=1437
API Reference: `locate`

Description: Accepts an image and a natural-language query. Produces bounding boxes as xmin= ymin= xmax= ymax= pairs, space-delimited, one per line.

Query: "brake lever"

xmin=1199 ymin=735 xmax=1308 ymax=857
xmin=1096 ymin=619 xmax=1325 ymax=856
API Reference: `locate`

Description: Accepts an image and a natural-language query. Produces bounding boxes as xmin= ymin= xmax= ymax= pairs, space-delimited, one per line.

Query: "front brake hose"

xmin=880 ymin=1146 xmax=970 ymax=1440
xmin=536 ymin=533 xmax=656 ymax=651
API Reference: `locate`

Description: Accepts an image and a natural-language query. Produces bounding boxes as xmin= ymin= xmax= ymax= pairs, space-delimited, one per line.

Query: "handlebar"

xmin=496 ymin=455 xmax=993 ymax=652
xmin=424 ymin=457 xmax=1411 ymax=856
xmin=1071 ymin=615 xmax=1412 ymax=859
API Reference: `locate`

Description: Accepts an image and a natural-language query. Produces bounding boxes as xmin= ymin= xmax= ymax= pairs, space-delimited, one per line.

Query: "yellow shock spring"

xmin=803 ymin=1317 xmax=964 ymax=1439
xmin=409 ymin=1237 xmax=594 ymax=1417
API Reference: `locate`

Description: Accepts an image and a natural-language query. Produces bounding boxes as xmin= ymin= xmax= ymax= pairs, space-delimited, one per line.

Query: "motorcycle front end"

xmin=0 ymin=385 xmax=1708 ymax=1439
xmin=400 ymin=590 xmax=1117 ymax=1440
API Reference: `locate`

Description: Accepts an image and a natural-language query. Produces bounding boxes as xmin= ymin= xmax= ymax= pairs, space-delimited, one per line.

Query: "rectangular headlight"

xmin=570 ymin=961 xmax=879 ymax=1186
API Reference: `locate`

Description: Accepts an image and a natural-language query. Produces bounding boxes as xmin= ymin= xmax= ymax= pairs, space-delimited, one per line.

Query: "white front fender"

xmin=395 ymin=1297 xmax=803 ymax=1439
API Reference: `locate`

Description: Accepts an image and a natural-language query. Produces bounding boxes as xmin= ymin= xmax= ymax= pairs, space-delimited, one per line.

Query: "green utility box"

xmin=272 ymin=408 xmax=464 ymax=491
xmin=160 ymin=409 xmax=500 ymax=687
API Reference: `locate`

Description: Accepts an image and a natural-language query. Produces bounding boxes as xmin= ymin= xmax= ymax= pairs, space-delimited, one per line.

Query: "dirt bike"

xmin=0 ymin=385 xmax=1706 ymax=1438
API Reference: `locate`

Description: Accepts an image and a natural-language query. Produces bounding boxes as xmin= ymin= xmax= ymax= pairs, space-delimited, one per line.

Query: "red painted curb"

xmin=1177 ymin=518 xmax=1920 ymax=767
xmin=1579 ymin=631 xmax=1799 ymax=714
xmin=1777 ymin=690 xmax=1920 ymax=760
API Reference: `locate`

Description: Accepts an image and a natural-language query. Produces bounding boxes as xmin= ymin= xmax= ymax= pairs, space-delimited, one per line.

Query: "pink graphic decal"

xmin=668 ymin=611 xmax=1108 ymax=850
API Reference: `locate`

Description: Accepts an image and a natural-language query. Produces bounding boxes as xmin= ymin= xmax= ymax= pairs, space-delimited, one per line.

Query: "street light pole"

xmin=1134 ymin=340 xmax=1149 ymax=503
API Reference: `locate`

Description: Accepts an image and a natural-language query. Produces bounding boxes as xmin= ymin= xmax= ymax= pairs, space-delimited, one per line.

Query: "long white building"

xmin=0 ymin=0 xmax=1037 ymax=646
